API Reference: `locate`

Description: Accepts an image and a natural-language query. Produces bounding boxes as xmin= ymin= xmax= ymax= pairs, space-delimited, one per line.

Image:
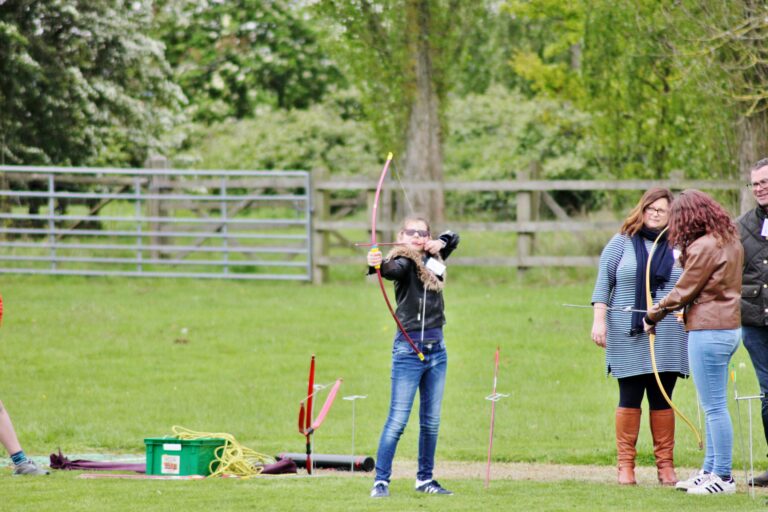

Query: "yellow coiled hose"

xmin=171 ymin=426 xmax=275 ymax=478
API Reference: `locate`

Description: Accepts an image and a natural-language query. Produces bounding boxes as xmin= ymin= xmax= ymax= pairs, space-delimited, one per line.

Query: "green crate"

xmin=144 ymin=437 xmax=226 ymax=476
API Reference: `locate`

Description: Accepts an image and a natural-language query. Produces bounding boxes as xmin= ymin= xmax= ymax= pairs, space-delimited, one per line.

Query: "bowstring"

xmin=390 ymin=158 xmax=417 ymax=217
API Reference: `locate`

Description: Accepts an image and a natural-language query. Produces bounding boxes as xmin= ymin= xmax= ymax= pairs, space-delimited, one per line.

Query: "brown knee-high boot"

xmin=650 ymin=408 xmax=677 ymax=485
xmin=616 ymin=407 xmax=641 ymax=485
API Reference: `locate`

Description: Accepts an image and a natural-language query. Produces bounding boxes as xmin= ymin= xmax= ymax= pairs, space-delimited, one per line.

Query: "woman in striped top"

xmin=591 ymin=187 xmax=688 ymax=486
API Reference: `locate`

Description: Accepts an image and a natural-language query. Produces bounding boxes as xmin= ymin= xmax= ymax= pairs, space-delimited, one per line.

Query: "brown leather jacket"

xmin=646 ymin=234 xmax=743 ymax=331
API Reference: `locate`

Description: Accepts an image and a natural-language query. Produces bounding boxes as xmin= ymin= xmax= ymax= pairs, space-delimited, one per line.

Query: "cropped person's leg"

xmin=742 ymin=326 xmax=768 ymax=486
xmin=0 ymin=400 xmax=48 ymax=476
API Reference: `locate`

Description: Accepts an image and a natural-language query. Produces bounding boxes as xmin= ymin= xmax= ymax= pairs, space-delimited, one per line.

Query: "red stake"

xmin=301 ymin=355 xmax=315 ymax=474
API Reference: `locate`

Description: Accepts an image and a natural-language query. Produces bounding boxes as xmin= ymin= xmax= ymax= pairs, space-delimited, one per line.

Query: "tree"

xmin=666 ymin=1 xmax=768 ymax=210
xmin=581 ymin=0 xmax=733 ymax=180
xmin=153 ymin=0 xmax=343 ymax=122
xmin=506 ymin=0 xmax=735 ymax=184
xmin=316 ymin=0 xmax=486 ymax=223
xmin=0 ymin=0 xmax=184 ymax=166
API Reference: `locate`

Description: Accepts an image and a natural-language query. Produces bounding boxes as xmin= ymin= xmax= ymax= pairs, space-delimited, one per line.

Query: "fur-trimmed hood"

xmin=385 ymin=246 xmax=444 ymax=291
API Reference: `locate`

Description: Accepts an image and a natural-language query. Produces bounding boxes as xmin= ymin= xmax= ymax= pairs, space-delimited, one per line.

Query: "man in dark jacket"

xmin=738 ymin=157 xmax=768 ymax=487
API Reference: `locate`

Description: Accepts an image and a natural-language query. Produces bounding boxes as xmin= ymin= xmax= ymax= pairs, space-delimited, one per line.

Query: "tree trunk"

xmin=738 ymin=112 xmax=768 ymax=213
xmin=402 ymin=0 xmax=444 ymax=225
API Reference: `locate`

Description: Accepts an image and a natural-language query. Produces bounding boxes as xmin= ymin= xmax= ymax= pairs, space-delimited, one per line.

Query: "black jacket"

xmin=370 ymin=231 xmax=460 ymax=332
xmin=738 ymin=207 xmax=768 ymax=326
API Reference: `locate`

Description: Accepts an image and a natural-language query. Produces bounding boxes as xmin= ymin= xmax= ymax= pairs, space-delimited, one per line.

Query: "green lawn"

xmin=3 ymin=473 xmax=767 ymax=512
xmin=0 ymin=270 xmax=763 ymax=510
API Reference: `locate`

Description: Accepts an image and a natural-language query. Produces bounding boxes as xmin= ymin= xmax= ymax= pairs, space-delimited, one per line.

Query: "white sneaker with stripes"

xmin=415 ymin=479 xmax=453 ymax=495
xmin=687 ymin=474 xmax=736 ymax=495
xmin=675 ymin=470 xmax=709 ymax=491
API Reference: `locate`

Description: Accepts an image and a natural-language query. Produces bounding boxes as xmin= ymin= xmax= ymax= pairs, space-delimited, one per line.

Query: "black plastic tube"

xmin=276 ymin=453 xmax=374 ymax=472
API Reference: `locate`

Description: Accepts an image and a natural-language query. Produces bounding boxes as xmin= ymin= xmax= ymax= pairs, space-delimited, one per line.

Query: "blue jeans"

xmin=688 ymin=329 xmax=740 ymax=477
xmin=374 ymin=340 xmax=448 ymax=483
xmin=742 ymin=326 xmax=768 ymax=449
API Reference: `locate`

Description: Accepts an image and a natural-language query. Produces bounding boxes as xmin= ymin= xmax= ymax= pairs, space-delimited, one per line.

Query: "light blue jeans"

xmin=688 ymin=329 xmax=740 ymax=477
xmin=374 ymin=339 xmax=448 ymax=483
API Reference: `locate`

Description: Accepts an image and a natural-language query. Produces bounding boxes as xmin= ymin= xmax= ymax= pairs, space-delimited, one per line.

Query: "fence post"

xmin=312 ymin=168 xmax=330 ymax=284
xmin=516 ymin=165 xmax=534 ymax=276
xmin=0 ymin=171 xmax=8 ymax=237
xmin=145 ymin=155 xmax=168 ymax=259
xmin=530 ymin=160 xmax=541 ymax=222
xmin=669 ymin=170 xmax=684 ymax=191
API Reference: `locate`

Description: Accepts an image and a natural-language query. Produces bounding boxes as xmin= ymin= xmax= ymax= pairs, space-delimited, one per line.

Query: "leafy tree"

xmin=506 ymin=0 xmax=735 ymax=182
xmin=446 ymin=85 xmax=599 ymax=216
xmin=172 ymin=90 xmax=379 ymax=175
xmin=581 ymin=1 xmax=734 ymax=179
xmin=0 ymin=0 xmax=184 ymax=165
xmin=315 ymin=0 xmax=487 ymax=223
xmin=665 ymin=1 xmax=768 ymax=209
xmin=153 ymin=0 xmax=343 ymax=122
xmin=505 ymin=0 xmax=585 ymax=102
xmin=450 ymin=5 xmax=526 ymax=96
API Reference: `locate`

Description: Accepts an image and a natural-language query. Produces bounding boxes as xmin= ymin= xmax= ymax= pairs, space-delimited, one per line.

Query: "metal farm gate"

xmin=0 ymin=166 xmax=312 ymax=281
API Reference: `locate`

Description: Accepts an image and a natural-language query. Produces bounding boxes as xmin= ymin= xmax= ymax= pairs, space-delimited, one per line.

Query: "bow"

xmin=646 ymin=227 xmax=703 ymax=449
xmin=370 ymin=153 xmax=425 ymax=362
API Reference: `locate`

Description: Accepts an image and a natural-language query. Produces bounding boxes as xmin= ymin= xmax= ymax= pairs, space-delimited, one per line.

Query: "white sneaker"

xmin=12 ymin=460 xmax=49 ymax=476
xmin=675 ymin=470 xmax=709 ymax=491
xmin=687 ymin=474 xmax=736 ymax=495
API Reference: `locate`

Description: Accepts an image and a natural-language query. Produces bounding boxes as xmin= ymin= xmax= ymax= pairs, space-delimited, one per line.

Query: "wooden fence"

xmin=311 ymin=170 xmax=743 ymax=283
xmin=0 ymin=162 xmax=746 ymax=283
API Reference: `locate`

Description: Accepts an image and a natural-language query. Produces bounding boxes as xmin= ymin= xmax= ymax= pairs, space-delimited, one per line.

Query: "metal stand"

xmin=734 ymin=390 xmax=764 ymax=499
xmin=343 ymin=395 xmax=367 ymax=472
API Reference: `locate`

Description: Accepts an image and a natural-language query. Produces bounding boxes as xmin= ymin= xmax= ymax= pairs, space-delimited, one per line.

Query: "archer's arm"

xmin=646 ymin=238 xmax=715 ymax=324
xmin=437 ymin=231 xmax=460 ymax=260
xmin=366 ymin=253 xmax=412 ymax=281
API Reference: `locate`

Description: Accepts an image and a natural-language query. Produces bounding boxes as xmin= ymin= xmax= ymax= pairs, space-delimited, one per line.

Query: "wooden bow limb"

xmin=370 ymin=153 xmax=425 ymax=362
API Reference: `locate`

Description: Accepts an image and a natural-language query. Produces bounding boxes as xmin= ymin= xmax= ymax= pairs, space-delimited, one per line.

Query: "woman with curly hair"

xmin=643 ymin=189 xmax=743 ymax=495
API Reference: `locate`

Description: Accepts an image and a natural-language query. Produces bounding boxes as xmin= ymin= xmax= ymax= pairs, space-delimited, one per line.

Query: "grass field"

xmin=0 ymin=268 xmax=765 ymax=510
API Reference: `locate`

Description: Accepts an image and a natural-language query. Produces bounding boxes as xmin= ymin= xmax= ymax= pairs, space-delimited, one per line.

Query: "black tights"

xmin=618 ymin=372 xmax=678 ymax=410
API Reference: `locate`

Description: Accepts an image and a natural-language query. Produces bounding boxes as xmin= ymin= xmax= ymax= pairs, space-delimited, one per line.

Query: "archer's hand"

xmin=424 ymin=239 xmax=446 ymax=255
xmin=643 ymin=318 xmax=656 ymax=335
xmin=367 ymin=248 xmax=383 ymax=267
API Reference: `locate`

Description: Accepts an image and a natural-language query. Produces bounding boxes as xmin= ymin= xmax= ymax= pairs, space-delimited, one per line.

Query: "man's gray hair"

xmin=752 ymin=158 xmax=768 ymax=171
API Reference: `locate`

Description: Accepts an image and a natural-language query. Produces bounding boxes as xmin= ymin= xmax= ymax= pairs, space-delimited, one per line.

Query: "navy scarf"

xmin=630 ymin=227 xmax=674 ymax=336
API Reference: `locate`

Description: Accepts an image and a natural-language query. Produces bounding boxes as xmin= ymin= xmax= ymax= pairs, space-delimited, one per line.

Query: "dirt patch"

xmin=392 ymin=460 xmax=679 ymax=485
xmin=323 ymin=460 xmax=762 ymax=489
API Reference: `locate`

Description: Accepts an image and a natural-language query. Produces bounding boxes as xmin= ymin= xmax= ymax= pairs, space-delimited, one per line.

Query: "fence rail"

xmin=311 ymin=173 xmax=744 ymax=282
xmin=0 ymin=165 xmax=312 ymax=281
xmin=0 ymin=165 xmax=746 ymax=282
